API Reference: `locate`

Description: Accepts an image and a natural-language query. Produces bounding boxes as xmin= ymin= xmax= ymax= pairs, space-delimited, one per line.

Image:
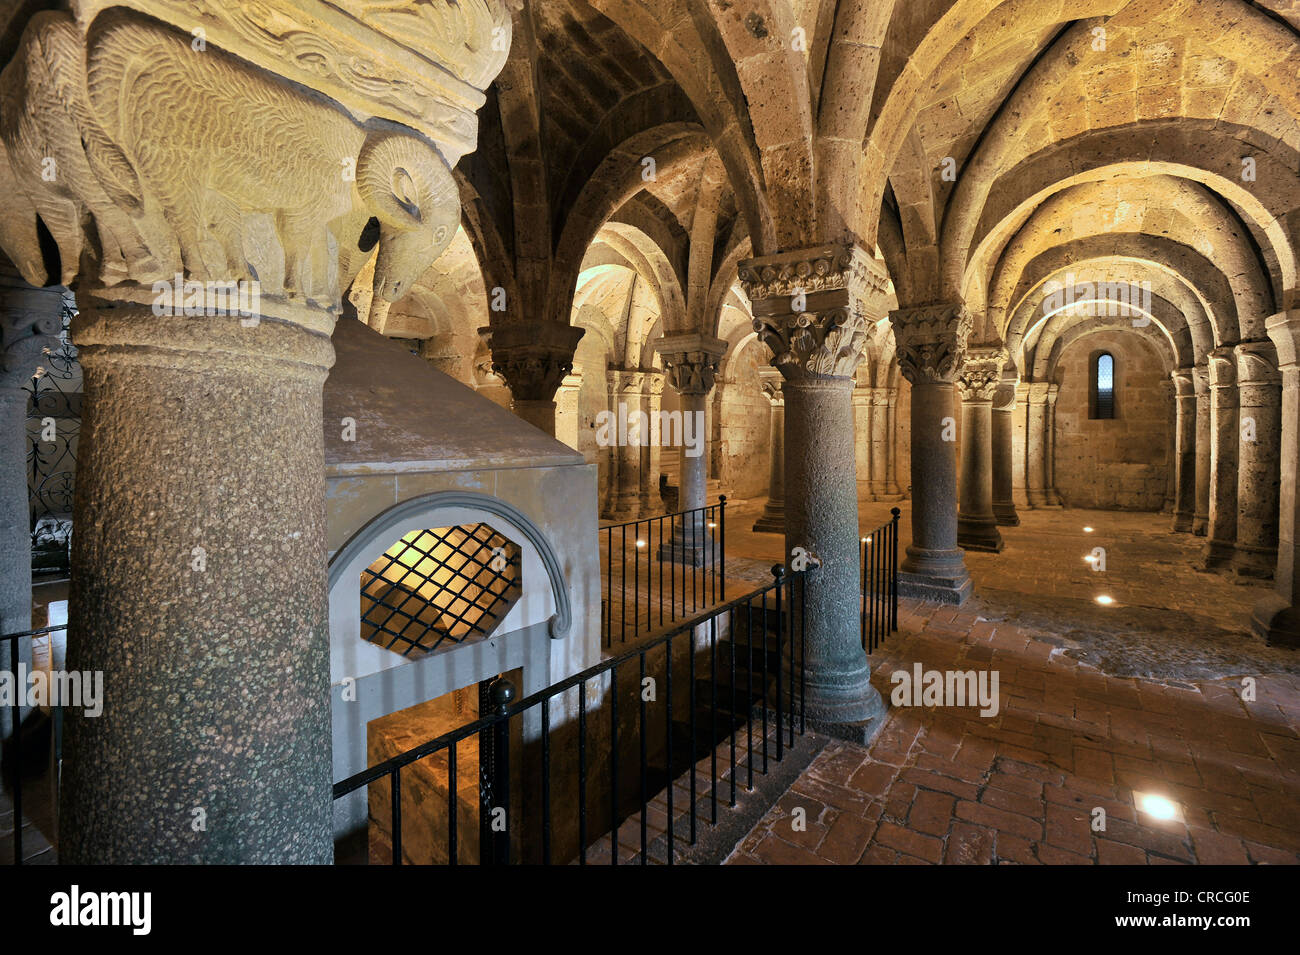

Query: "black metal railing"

xmin=599 ymin=497 xmax=726 ymax=648
xmin=2 ymin=622 xmax=65 ymax=866
xmin=334 ymin=566 xmax=807 ymax=866
xmin=861 ymin=507 xmax=901 ymax=654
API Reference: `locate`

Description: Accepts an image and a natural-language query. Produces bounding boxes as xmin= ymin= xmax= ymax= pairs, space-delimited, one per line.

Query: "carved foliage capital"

xmin=481 ymin=321 xmax=584 ymax=401
xmin=656 ymin=334 xmax=726 ymax=396
xmin=956 ymin=345 xmax=1007 ymax=402
xmin=889 ymin=303 xmax=973 ymax=385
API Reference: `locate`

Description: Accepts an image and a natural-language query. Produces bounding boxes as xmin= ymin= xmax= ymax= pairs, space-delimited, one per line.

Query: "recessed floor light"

xmin=1083 ymin=526 xmax=1094 ymax=533
xmin=1095 ymin=594 xmax=1114 ymax=605
xmin=1135 ymin=791 xmax=1183 ymax=823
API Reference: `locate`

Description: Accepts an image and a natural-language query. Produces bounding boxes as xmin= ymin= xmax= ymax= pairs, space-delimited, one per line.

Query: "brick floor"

xmin=722 ymin=501 xmax=1300 ymax=865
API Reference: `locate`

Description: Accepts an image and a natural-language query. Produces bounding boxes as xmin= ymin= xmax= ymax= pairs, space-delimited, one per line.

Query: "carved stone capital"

xmin=889 ymin=303 xmax=974 ymax=385
xmin=758 ymin=366 xmax=784 ymax=406
xmin=739 ymin=245 xmax=890 ymax=382
xmin=1234 ymin=339 xmax=1280 ymax=385
xmin=1192 ymin=364 xmax=1210 ymax=395
xmin=1207 ymin=345 xmax=1238 ymax=388
xmin=655 ymin=333 xmax=727 ymax=396
xmin=480 ymin=321 xmax=585 ymax=402
xmin=0 ymin=4 xmax=508 ymax=315
xmin=1266 ymin=311 xmax=1300 ymax=370
xmin=957 ymin=345 xmax=1007 ymax=402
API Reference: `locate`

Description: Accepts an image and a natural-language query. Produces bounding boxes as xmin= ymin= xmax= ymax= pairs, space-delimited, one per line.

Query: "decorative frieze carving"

xmin=480 ymin=321 xmax=584 ymax=402
xmin=889 ymin=303 xmax=974 ymax=385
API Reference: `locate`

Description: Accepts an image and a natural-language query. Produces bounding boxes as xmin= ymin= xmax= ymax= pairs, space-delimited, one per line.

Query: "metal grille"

xmin=26 ymin=297 xmax=79 ymax=574
xmin=360 ymin=524 xmax=521 ymax=658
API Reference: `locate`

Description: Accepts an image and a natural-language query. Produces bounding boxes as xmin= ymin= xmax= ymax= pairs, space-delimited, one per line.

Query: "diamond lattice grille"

xmin=360 ymin=523 xmax=522 ymax=658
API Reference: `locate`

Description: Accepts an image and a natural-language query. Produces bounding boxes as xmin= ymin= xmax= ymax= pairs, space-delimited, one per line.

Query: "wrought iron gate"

xmin=25 ymin=297 xmax=79 ymax=575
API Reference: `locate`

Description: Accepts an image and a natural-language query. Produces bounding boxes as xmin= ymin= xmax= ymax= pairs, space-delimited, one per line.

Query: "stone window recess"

xmin=360 ymin=523 xmax=522 ymax=658
xmin=1091 ymin=352 xmax=1116 ymax=420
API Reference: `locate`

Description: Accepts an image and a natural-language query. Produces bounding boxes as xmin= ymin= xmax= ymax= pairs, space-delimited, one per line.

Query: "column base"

xmin=993 ymin=502 xmax=1020 ymax=526
xmin=1171 ymin=511 xmax=1194 ymax=533
xmin=1192 ymin=516 xmax=1208 ymax=536
xmin=751 ymin=503 xmax=784 ymax=534
xmin=1200 ymin=538 xmax=1236 ymax=571
xmin=656 ymin=536 xmax=715 ymax=567
xmin=957 ymin=515 xmax=1004 ymax=553
xmin=797 ymin=669 xmax=888 ymax=739
xmin=1230 ymin=544 xmax=1277 ymax=580
xmin=1251 ymin=593 xmax=1300 ymax=648
xmin=899 ymin=545 xmax=972 ymax=604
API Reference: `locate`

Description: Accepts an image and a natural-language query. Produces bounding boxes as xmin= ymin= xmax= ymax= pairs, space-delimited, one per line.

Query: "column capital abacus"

xmin=1233 ymin=339 xmax=1281 ymax=385
xmin=1207 ymin=345 xmax=1239 ymax=388
xmin=1265 ymin=310 xmax=1300 ymax=369
xmin=888 ymin=302 xmax=974 ymax=385
xmin=738 ymin=244 xmax=890 ymax=382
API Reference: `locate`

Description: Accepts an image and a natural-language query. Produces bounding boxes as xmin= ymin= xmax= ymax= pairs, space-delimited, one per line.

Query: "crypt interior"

xmin=0 ymin=0 xmax=1298 ymax=866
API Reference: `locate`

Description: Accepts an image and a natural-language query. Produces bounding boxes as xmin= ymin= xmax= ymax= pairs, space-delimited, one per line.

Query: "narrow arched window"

xmin=1091 ymin=352 xmax=1115 ymax=419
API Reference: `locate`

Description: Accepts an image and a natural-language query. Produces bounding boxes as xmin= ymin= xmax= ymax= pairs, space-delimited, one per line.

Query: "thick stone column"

xmin=1044 ymin=383 xmax=1063 ymax=506
xmin=482 ymin=321 xmax=585 ymax=436
xmin=639 ymin=372 xmax=664 ymax=514
xmin=0 ymin=267 xmax=62 ymax=741
xmin=1024 ymin=382 xmax=1050 ymax=507
xmin=554 ymin=365 xmax=583 ymax=450
xmin=752 ymin=366 xmax=786 ymax=533
xmin=740 ymin=244 xmax=890 ymax=742
xmin=655 ymin=334 xmax=726 ymax=565
xmin=1253 ymin=311 xmax=1300 ymax=645
xmin=889 ymin=303 xmax=974 ymax=604
xmin=1171 ymin=369 xmax=1198 ymax=532
xmin=991 ymin=372 xmax=1020 ymax=526
xmin=1232 ymin=340 xmax=1281 ymax=577
xmin=1203 ymin=347 xmax=1239 ymax=570
xmin=0 ymin=2 xmax=510 ymax=861
xmin=869 ymin=389 xmax=891 ymax=498
xmin=956 ymin=345 xmax=1005 ymax=552
xmin=1193 ymin=365 xmax=1211 ymax=535
xmin=603 ymin=369 xmax=645 ymax=520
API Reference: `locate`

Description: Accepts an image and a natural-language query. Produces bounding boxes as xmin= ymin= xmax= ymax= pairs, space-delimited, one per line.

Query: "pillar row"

xmin=956 ymin=345 xmax=1006 ymax=553
xmin=889 ymin=302 xmax=974 ymax=604
xmin=741 ymin=244 xmax=890 ymax=743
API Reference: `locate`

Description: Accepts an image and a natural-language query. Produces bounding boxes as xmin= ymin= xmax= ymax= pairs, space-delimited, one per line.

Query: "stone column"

xmin=1024 ymin=382 xmax=1050 ymax=507
xmin=1170 ymin=369 xmax=1198 ymax=533
xmin=639 ymin=372 xmax=664 ymax=514
xmin=956 ymin=345 xmax=1006 ymax=552
xmin=852 ymin=385 xmax=874 ymax=497
xmin=991 ymin=372 xmax=1020 ymax=526
xmin=655 ymin=334 xmax=726 ymax=565
xmin=1232 ymin=341 xmax=1281 ymax=577
xmin=1044 ymin=383 xmax=1063 ymax=506
xmin=752 ymin=366 xmax=786 ymax=533
xmin=1253 ymin=311 xmax=1300 ymax=645
xmin=889 ymin=303 xmax=975 ymax=604
xmin=884 ymin=387 xmax=903 ymax=498
xmin=0 ymin=3 xmax=509 ymax=862
xmin=554 ymin=365 xmax=583 ymax=450
xmin=603 ymin=369 xmax=644 ymax=520
xmin=869 ymin=388 xmax=891 ymax=499
xmin=1193 ymin=365 xmax=1211 ymax=535
xmin=482 ymin=321 xmax=585 ymax=436
xmin=1203 ymin=347 xmax=1240 ymax=570
xmin=740 ymin=244 xmax=890 ymax=742
xmin=0 ymin=267 xmax=62 ymax=741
